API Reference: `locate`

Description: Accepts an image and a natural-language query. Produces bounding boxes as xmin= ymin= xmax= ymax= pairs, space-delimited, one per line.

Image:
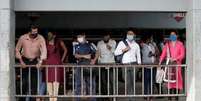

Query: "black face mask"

xmin=30 ymin=33 xmax=38 ymax=39
xmin=104 ymin=40 xmax=109 ymax=43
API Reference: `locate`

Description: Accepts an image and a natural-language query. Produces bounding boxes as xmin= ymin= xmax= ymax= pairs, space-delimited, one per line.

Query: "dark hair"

xmin=77 ymin=31 xmax=85 ymax=36
xmin=141 ymin=34 xmax=151 ymax=43
xmin=103 ymin=32 xmax=110 ymax=37
xmin=127 ymin=28 xmax=136 ymax=33
xmin=169 ymin=30 xmax=178 ymax=35
xmin=47 ymin=32 xmax=61 ymax=53
xmin=30 ymin=25 xmax=39 ymax=31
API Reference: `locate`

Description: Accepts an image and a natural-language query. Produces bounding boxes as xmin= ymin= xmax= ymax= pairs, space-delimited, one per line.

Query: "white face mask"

xmin=127 ymin=35 xmax=134 ymax=41
xmin=77 ymin=37 xmax=84 ymax=43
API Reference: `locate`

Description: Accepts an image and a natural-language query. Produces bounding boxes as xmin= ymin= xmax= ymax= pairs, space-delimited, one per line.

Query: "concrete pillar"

xmin=0 ymin=0 xmax=15 ymax=101
xmin=186 ymin=0 xmax=201 ymax=101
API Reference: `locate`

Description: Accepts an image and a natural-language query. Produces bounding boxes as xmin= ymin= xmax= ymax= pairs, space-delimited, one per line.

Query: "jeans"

xmin=144 ymin=68 xmax=152 ymax=95
xmin=75 ymin=67 xmax=96 ymax=101
xmin=25 ymin=67 xmax=46 ymax=101
xmin=39 ymin=70 xmax=46 ymax=95
xmin=20 ymin=57 xmax=38 ymax=101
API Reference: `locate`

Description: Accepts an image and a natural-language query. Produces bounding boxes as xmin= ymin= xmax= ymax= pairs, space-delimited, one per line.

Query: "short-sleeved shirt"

xmin=97 ymin=39 xmax=116 ymax=63
xmin=75 ymin=42 xmax=96 ymax=63
xmin=141 ymin=43 xmax=156 ymax=64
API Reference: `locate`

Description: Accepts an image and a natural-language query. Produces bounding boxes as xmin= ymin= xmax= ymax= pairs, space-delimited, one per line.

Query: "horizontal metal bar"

xmin=15 ymin=94 xmax=186 ymax=98
xmin=14 ymin=64 xmax=187 ymax=68
xmin=14 ymin=64 xmax=187 ymax=99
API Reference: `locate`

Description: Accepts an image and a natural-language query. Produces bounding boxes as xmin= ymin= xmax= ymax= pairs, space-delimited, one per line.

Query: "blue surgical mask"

xmin=169 ymin=34 xmax=177 ymax=41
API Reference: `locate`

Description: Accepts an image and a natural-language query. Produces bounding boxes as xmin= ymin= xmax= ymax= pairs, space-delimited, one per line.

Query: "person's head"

xmin=126 ymin=29 xmax=136 ymax=41
xmin=29 ymin=25 xmax=39 ymax=39
xmin=103 ymin=33 xmax=111 ymax=43
xmin=141 ymin=34 xmax=150 ymax=43
xmin=146 ymin=34 xmax=154 ymax=43
xmin=146 ymin=36 xmax=151 ymax=43
xmin=47 ymin=32 xmax=56 ymax=41
xmin=150 ymin=35 xmax=154 ymax=43
xmin=77 ymin=32 xmax=86 ymax=43
xmin=169 ymin=30 xmax=178 ymax=42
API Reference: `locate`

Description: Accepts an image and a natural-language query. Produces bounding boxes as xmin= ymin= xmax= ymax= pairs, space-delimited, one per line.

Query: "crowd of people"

xmin=15 ymin=25 xmax=185 ymax=101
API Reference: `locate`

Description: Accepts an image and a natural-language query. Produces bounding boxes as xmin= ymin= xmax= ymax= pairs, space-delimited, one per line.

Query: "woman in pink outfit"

xmin=159 ymin=31 xmax=185 ymax=100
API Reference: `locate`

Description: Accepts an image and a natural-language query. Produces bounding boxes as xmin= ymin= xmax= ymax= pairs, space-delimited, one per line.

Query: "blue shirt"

xmin=75 ymin=42 xmax=96 ymax=62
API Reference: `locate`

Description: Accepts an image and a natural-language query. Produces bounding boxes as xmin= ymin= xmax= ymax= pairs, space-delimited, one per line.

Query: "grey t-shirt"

xmin=141 ymin=43 xmax=156 ymax=64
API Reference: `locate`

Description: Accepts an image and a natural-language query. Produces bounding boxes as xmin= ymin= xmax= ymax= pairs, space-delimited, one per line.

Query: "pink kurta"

xmin=160 ymin=41 xmax=185 ymax=90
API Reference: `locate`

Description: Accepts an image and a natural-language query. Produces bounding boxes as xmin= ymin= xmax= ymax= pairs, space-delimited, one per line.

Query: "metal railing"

xmin=14 ymin=64 xmax=187 ymax=100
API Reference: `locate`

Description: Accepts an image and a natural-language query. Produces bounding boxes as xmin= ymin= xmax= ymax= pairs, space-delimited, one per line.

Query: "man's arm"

xmin=91 ymin=42 xmax=101 ymax=64
xmin=36 ymin=36 xmax=47 ymax=68
xmin=39 ymin=36 xmax=47 ymax=62
xmin=136 ymin=44 xmax=142 ymax=65
xmin=75 ymin=54 xmax=91 ymax=60
xmin=15 ymin=37 xmax=23 ymax=62
xmin=111 ymin=40 xmax=117 ymax=53
xmin=114 ymin=41 xmax=124 ymax=56
xmin=74 ymin=44 xmax=92 ymax=60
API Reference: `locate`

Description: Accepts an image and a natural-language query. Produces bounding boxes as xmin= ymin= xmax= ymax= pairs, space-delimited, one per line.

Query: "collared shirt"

xmin=15 ymin=33 xmax=47 ymax=60
xmin=114 ymin=39 xmax=141 ymax=64
xmin=97 ymin=39 xmax=116 ymax=64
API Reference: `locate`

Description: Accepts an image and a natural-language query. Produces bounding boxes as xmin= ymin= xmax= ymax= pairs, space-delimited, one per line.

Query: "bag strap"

xmin=122 ymin=40 xmax=129 ymax=47
xmin=122 ymin=40 xmax=129 ymax=55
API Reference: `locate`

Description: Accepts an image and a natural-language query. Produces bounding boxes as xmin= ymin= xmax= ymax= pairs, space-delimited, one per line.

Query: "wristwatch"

xmin=39 ymin=59 xmax=43 ymax=64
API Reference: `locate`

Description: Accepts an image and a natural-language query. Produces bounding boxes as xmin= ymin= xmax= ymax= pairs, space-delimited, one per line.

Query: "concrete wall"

xmin=16 ymin=12 xmax=186 ymax=29
xmin=14 ymin=0 xmax=187 ymax=11
xmin=0 ymin=0 xmax=15 ymax=100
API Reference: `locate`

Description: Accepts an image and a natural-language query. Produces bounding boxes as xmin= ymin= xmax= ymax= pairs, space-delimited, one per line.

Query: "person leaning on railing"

xmin=15 ymin=25 xmax=47 ymax=101
xmin=159 ymin=30 xmax=185 ymax=101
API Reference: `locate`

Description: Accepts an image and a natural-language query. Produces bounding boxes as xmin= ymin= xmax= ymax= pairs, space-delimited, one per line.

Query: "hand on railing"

xmin=170 ymin=58 xmax=177 ymax=63
xmin=36 ymin=63 xmax=42 ymax=69
xmin=36 ymin=60 xmax=43 ymax=69
xmin=90 ymin=59 xmax=96 ymax=65
xmin=158 ymin=62 xmax=161 ymax=67
xmin=19 ymin=60 xmax=26 ymax=69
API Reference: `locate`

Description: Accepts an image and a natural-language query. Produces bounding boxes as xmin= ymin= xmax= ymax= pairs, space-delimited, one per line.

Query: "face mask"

xmin=169 ymin=34 xmax=177 ymax=41
xmin=77 ymin=37 xmax=84 ymax=43
xmin=30 ymin=32 xmax=38 ymax=39
xmin=104 ymin=37 xmax=110 ymax=43
xmin=104 ymin=40 xmax=109 ymax=43
xmin=127 ymin=35 xmax=134 ymax=41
